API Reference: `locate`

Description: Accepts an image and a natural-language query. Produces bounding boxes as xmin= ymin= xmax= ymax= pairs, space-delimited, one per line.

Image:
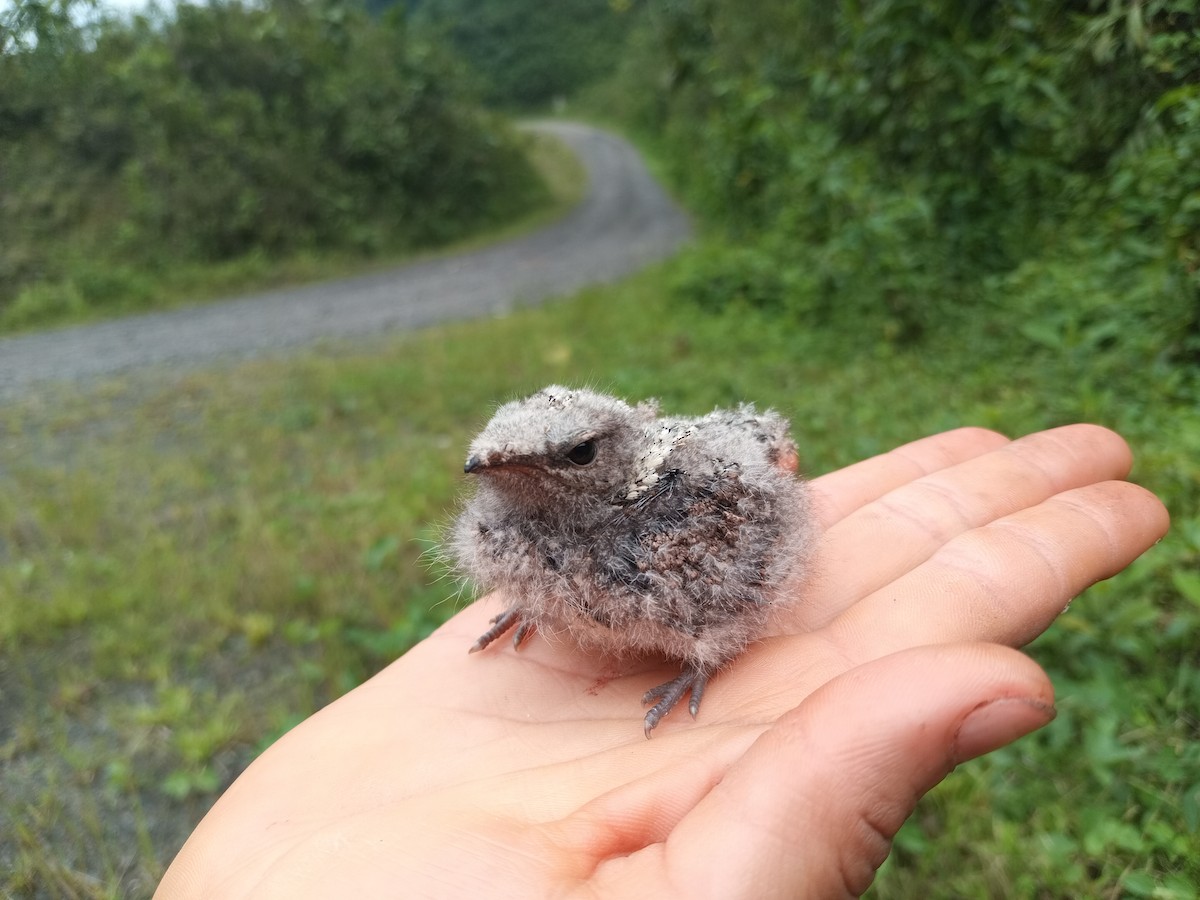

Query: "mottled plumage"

xmin=451 ymin=385 xmax=818 ymax=736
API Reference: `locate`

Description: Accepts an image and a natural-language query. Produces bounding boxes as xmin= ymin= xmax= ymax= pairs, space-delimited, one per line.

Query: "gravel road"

xmin=0 ymin=121 xmax=691 ymax=402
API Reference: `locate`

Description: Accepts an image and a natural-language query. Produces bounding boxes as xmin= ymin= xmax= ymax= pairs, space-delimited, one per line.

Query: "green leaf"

xmin=1182 ymin=782 xmax=1200 ymax=833
xmin=1171 ymin=570 xmax=1200 ymax=607
xmin=161 ymin=767 xmax=219 ymax=800
xmin=1120 ymin=871 xmax=1156 ymax=897
xmin=363 ymin=535 xmax=401 ymax=571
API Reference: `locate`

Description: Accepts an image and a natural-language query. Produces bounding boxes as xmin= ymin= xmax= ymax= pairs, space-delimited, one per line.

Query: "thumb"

xmin=666 ymin=643 xmax=1055 ymax=899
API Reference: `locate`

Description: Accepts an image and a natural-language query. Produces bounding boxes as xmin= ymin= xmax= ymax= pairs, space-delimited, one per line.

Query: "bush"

xmin=618 ymin=0 xmax=1200 ymax=353
xmin=0 ymin=0 xmax=548 ymax=319
xmin=403 ymin=0 xmax=634 ymax=109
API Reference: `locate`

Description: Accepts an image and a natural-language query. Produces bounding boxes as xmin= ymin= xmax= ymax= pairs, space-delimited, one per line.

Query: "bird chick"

xmin=450 ymin=385 xmax=818 ymax=736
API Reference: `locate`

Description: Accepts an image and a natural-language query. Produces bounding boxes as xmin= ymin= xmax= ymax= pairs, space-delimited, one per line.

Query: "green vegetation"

xmin=3 ymin=260 xmax=1197 ymax=897
xmin=0 ymin=0 xmax=550 ymax=330
xmin=606 ymin=0 xmax=1198 ymax=358
xmin=399 ymin=0 xmax=634 ymax=109
xmin=1 ymin=0 xmax=1197 ymax=897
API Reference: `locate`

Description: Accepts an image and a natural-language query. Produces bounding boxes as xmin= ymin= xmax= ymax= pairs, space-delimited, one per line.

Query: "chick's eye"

xmin=566 ymin=439 xmax=598 ymax=466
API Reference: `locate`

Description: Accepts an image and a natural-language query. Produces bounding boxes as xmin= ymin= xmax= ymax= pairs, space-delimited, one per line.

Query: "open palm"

xmin=156 ymin=425 xmax=1168 ymax=899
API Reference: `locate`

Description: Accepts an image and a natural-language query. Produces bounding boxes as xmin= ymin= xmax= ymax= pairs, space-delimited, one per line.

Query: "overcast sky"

xmin=97 ymin=0 xmax=177 ymax=14
xmin=0 ymin=0 xmax=177 ymax=18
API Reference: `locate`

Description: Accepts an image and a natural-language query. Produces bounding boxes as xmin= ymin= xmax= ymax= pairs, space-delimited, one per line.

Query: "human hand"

xmin=155 ymin=425 xmax=1168 ymax=899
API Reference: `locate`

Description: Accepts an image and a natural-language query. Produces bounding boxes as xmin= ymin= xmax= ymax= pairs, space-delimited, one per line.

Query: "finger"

xmin=811 ymin=426 xmax=1010 ymax=528
xmin=800 ymin=424 xmax=1137 ymax=628
xmin=828 ymin=480 xmax=1170 ymax=658
xmin=655 ymin=643 xmax=1055 ymax=900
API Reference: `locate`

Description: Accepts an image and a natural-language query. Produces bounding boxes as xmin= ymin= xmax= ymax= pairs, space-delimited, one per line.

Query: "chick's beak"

xmin=464 ymin=452 xmax=510 ymax=473
xmin=464 ymin=452 xmax=534 ymax=475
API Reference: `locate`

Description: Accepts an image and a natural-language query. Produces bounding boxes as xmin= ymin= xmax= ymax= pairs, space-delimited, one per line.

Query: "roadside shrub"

xmin=0 ymin=0 xmax=547 ymax=318
xmin=620 ymin=0 xmax=1200 ymax=355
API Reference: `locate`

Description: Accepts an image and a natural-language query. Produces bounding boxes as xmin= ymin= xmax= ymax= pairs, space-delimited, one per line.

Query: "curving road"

xmin=0 ymin=122 xmax=691 ymax=401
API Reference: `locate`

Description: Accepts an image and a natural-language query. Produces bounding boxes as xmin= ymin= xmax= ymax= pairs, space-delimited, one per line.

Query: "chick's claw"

xmin=642 ymin=665 xmax=709 ymax=738
xmin=468 ymin=607 xmax=526 ymax=654
xmin=511 ymin=620 xmax=536 ymax=649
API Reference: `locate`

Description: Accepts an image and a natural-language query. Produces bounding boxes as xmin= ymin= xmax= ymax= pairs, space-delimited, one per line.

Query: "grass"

xmin=1 ymin=257 xmax=1197 ymax=897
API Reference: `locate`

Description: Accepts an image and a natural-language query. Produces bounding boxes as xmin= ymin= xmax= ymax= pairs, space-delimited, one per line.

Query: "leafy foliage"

xmin=400 ymin=0 xmax=634 ymax=108
xmin=0 ymin=0 xmax=548 ymax=326
xmin=613 ymin=0 xmax=1199 ymax=354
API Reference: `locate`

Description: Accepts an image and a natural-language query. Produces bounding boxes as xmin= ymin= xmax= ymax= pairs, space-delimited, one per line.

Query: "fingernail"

xmin=954 ymin=697 xmax=1056 ymax=763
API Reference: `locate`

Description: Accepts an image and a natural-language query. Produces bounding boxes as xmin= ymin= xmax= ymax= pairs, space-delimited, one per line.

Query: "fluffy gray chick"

xmin=450 ymin=385 xmax=818 ymax=736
